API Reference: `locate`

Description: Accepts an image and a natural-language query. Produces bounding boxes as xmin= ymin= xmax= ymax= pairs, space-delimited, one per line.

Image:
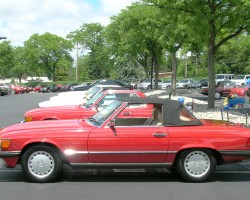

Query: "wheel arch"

xmin=172 ymin=147 xmax=224 ymax=169
xmin=17 ymin=142 xmax=69 ymax=165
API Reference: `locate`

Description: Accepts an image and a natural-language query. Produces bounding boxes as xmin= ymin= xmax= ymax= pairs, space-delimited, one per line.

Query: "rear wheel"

xmin=21 ymin=145 xmax=62 ymax=183
xmin=215 ymin=92 xmax=221 ymax=99
xmin=176 ymin=149 xmax=216 ymax=182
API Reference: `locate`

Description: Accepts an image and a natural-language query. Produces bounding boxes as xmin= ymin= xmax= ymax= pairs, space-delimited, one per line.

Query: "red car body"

xmin=230 ymin=86 xmax=249 ymax=96
xmin=24 ymin=90 xmax=148 ymax=122
xmin=200 ymin=80 xmax=236 ymax=99
xmin=1 ymin=97 xmax=250 ymax=183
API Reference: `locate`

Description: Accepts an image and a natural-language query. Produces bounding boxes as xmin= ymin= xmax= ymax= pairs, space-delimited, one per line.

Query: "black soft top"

xmin=117 ymin=97 xmax=202 ymax=126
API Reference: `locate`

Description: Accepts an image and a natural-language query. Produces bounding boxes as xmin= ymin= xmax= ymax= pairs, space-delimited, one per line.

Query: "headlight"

xmin=25 ymin=116 xmax=32 ymax=122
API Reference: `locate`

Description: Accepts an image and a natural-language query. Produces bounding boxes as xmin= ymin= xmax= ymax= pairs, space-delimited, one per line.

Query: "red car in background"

xmin=230 ymin=85 xmax=249 ymax=97
xmin=24 ymin=90 xmax=149 ymax=122
xmin=200 ymin=80 xmax=236 ymax=99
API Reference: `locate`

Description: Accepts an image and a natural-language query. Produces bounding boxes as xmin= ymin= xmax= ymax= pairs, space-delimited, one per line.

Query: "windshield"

xmin=83 ymin=86 xmax=101 ymax=99
xmin=87 ymin=100 xmax=123 ymax=126
xmin=233 ymin=75 xmax=245 ymax=80
xmin=82 ymin=92 xmax=103 ymax=109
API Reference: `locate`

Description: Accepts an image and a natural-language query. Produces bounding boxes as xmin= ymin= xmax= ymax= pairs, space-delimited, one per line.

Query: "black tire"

xmin=21 ymin=145 xmax=62 ymax=183
xmin=176 ymin=149 xmax=216 ymax=182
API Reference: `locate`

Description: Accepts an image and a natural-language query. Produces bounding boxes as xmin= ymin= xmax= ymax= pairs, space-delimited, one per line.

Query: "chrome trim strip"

xmin=89 ymin=151 xmax=169 ymax=154
xmin=64 ymin=150 xmax=177 ymax=156
xmin=70 ymin=162 xmax=173 ymax=168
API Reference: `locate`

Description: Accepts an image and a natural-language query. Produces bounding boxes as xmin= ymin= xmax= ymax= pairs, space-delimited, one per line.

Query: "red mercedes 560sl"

xmin=1 ymin=97 xmax=250 ymax=183
xmin=24 ymin=90 xmax=148 ymax=122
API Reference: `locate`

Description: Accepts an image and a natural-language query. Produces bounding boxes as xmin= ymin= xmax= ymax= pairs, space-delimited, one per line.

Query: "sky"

xmin=0 ymin=0 xmax=135 ymax=47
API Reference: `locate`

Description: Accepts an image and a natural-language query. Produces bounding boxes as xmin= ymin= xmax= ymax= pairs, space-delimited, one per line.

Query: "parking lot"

xmin=1 ymin=91 xmax=250 ymax=200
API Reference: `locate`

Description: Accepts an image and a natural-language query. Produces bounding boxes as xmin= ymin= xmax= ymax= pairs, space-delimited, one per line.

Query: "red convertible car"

xmin=24 ymin=90 xmax=148 ymax=122
xmin=1 ymin=97 xmax=250 ymax=183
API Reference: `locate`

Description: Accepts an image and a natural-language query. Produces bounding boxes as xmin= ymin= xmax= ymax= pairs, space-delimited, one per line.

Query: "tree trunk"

xmin=207 ymin=21 xmax=216 ymax=109
xmin=153 ymin=55 xmax=159 ymax=89
xmin=170 ymin=52 xmax=177 ymax=97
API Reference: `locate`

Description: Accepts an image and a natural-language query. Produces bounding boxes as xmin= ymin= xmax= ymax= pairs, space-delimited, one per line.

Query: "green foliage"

xmin=24 ymin=32 xmax=73 ymax=81
xmin=68 ymin=23 xmax=111 ymax=80
xmin=0 ymin=41 xmax=14 ymax=77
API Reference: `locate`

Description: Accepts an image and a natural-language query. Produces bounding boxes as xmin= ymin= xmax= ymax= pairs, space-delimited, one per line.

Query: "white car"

xmin=137 ymin=79 xmax=163 ymax=89
xmin=231 ymin=74 xmax=250 ymax=87
xmin=158 ymin=80 xmax=171 ymax=89
xmin=176 ymin=79 xmax=194 ymax=89
xmin=38 ymin=86 xmax=103 ymax=108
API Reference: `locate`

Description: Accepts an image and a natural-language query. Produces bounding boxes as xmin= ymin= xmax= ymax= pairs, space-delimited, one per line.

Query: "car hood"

xmin=38 ymin=99 xmax=87 ymax=107
xmin=24 ymin=105 xmax=86 ymax=117
xmin=0 ymin=119 xmax=94 ymax=138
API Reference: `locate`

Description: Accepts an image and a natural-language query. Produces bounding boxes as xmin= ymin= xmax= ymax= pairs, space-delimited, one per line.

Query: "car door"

xmin=88 ymin=125 xmax=169 ymax=163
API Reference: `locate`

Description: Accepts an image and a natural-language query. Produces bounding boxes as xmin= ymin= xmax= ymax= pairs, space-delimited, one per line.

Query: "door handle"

xmin=123 ymin=112 xmax=132 ymax=116
xmin=152 ymin=133 xmax=167 ymax=138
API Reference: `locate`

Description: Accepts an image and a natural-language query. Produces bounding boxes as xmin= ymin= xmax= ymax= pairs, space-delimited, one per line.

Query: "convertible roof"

xmin=117 ymin=97 xmax=202 ymax=126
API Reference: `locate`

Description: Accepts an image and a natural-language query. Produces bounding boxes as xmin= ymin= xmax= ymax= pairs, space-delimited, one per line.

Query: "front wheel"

xmin=176 ymin=149 xmax=216 ymax=182
xmin=21 ymin=145 xmax=62 ymax=183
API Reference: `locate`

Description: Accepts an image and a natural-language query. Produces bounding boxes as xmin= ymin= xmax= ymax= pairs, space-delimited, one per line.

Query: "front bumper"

xmin=0 ymin=151 xmax=21 ymax=158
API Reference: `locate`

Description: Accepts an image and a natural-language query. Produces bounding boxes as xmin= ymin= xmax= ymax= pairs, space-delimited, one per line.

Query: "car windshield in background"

xmin=233 ymin=75 xmax=245 ymax=80
xmin=83 ymin=91 xmax=103 ymax=109
xmin=87 ymin=100 xmax=123 ymax=126
xmin=83 ymin=86 xmax=101 ymax=99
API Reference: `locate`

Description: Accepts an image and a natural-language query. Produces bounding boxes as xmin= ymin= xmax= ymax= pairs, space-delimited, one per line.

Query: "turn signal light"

xmin=1 ymin=139 xmax=11 ymax=150
xmin=25 ymin=116 xmax=32 ymax=122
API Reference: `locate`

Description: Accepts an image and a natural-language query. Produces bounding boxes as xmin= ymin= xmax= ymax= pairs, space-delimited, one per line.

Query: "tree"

xmin=106 ymin=3 xmax=166 ymax=88
xmin=24 ymin=33 xmax=73 ymax=81
xmin=143 ymin=0 xmax=250 ymax=109
xmin=0 ymin=41 xmax=14 ymax=78
xmin=12 ymin=47 xmax=28 ymax=83
xmin=67 ymin=23 xmax=112 ymax=80
xmin=217 ymin=34 xmax=250 ymax=74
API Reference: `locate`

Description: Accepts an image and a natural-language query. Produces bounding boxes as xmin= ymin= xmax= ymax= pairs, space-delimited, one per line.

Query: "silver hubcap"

xmin=184 ymin=151 xmax=210 ymax=178
xmin=28 ymin=151 xmax=55 ymax=179
xmin=215 ymin=93 xmax=220 ymax=99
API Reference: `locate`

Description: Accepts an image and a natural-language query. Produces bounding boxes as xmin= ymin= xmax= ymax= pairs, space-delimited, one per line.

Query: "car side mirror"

xmin=109 ymin=119 xmax=116 ymax=127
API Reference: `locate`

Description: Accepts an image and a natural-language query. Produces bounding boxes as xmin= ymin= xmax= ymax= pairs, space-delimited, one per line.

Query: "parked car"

xmin=190 ymin=79 xmax=208 ymax=89
xmin=7 ymin=84 xmax=20 ymax=94
xmin=63 ymin=83 xmax=79 ymax=91
xmin=230 ymin=85 xmax=249 ymax=97
xmin=200 ymin=80 xmax=236 ymax=99
xmin=38 ymin=85 xmax=120 ymax=108
xmin=1 ymin=97 xmax=250 ymax=183
xmin=231 ymin=74 xmax=250 ymax=87
xmin=176 ymin=78 xmax=194 ymax=89
xmin=0 ymin=83 xmax=9 ymax=95
xmin=215 ymin=74 xmax=235 ymax=83
xmin=40 ymin=84 xmax=65 ymax=93
xmin=137 ymin=79 xmax=163 ymax=89
xmin=33 ymin=84 xmax=47 ymax=92
xmin=24 ymin=90 xmax=147 ymax=122
xmin=71 ymin=83 xmax=92 ymax=91
xmin=158 ymin=80 xmax=172 ymax=89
